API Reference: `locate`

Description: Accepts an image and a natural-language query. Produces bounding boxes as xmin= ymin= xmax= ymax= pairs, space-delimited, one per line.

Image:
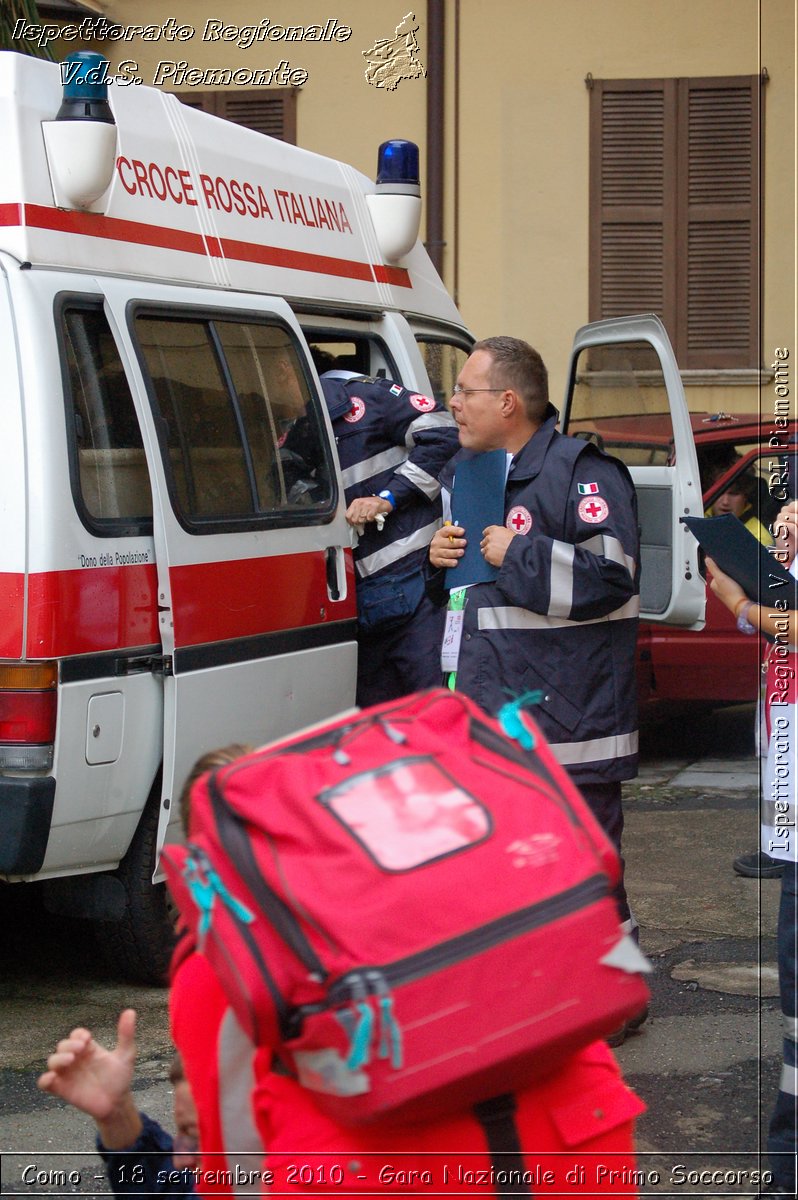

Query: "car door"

xmin=101 ymin=279 xmax=357 ymax=868
xmin=561 ymin=314 xmax=705 ymax=628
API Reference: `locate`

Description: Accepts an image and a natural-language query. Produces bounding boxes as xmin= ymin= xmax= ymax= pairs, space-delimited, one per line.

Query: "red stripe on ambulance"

xmin=0 ymin=204 xmax=412 ymax=289
xmin=26 ymin=564 xmax=160 ymax=657
xmin=0 ymin=572 xmax=24 ymax=658
xmin=0 ymin=202 xmax=22 ymax=228
xmin=23 ymin=203 xmax=209 ymax=257
xmin=168 ymin=553 xmax=356 ymax=647
xmin=217 ymin=235 xmax=375 ymax=283
xmin=21 ymin=555 xmax=356 ymax=658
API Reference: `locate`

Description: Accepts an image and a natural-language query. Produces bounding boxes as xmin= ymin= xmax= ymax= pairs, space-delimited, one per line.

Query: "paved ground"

xmin=616 ymin=704 xmax=781 ymax=1195
xmin=0 ymin=701 xmax=786 ymax=1196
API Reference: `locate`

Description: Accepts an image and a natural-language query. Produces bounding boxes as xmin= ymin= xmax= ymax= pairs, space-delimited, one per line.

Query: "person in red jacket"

xmin=168 ymin=747 xmax=647 ymax=1200
xmin=170 ymin=944 xmax=646 ymax=1199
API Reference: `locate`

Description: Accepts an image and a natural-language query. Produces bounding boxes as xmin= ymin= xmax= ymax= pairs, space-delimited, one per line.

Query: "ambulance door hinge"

xmin=117 ymin=654 xmax=173 ymax=678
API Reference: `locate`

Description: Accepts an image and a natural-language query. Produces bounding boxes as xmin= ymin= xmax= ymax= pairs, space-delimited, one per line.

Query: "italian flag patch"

xmin=578 ymin=481 xmax=600 ymax=495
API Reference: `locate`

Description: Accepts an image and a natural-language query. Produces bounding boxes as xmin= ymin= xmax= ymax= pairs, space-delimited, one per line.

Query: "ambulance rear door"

xmin=101 ymin=280 xmax=357 ymax=865
xmin=561 ymin=314 xmax=705 ymax=628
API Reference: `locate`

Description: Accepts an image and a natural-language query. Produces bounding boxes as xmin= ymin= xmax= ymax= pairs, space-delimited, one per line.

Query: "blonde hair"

xmin=179 ymin=744 xmax=252 ymax=836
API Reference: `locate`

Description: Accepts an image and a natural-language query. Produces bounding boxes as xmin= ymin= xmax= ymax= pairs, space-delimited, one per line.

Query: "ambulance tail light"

xmin=366 ymin=139 xmax=422 ymax=264
xmin=0 ymin=663 xmax=58 ymax=772
xmin=42 ymin=51 xmax=117 ymax=212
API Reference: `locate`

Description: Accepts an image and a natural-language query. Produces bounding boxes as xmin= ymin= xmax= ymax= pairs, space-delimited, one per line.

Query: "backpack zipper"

xmin=289 ymin=873 xmax=610 ymax=1066
xmin=328 ymin=874 xmax=608 ymax=998
xmin=208 ymin=775 xmax=329 ymax=980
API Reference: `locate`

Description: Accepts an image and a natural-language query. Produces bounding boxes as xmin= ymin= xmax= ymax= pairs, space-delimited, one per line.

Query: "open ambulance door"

xmin=560 ymin=314 xmax=705 ymax=628
xmin=101 ymin=281 xmax=357 ymax=875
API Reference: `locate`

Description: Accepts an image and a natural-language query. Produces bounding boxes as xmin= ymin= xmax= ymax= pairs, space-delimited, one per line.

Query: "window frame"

xmin=301 ymin=325 xmax=402 ymax=381
xmin=413 ymin=330 xmax=474 ymax=408
xmin=58 ymin=293 xmax=154 ymax=539
xmin=127 ymin=301 xmax=339 ymax=535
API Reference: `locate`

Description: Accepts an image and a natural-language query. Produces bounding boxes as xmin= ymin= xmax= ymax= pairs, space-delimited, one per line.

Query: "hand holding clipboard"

xmin=681 ymin=513 xmax=797 ymax=610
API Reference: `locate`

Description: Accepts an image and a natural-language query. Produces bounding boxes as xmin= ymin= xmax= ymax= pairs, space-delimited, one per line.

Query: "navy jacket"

xmin=320 ymin=374 xmax=459 ymax=585
xmin=98 ymin=1113 xmax=194 ymax=1197
xmin=431 ymin=409 xmax=641 ymax=784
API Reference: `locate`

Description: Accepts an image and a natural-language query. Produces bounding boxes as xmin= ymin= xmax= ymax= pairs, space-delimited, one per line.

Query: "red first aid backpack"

xmin=163 ymin=689 xmax=649 ymax=1125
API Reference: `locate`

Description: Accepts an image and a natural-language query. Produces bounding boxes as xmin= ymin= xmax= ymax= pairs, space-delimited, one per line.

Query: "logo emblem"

xmin=507 ymin=834 xmax=562 ymax=868
xmin=409 ymin=393 xmax=436 ymax=412
xmin=343 ymin=397 xmax=366 ymax=423
xmin=362 ymin=12 xmax=427 ymax=91
xmin=578 ymin=496 xmax=610 ymax=524
xmin=506 ymin=506 xmax=533 ymax=535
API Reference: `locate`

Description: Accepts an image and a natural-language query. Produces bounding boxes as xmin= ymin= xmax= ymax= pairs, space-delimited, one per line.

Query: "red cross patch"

xmin=409 ymin=393 xmax=436 ymax=412
xmin=578 ymin=496 xmax=610 ymax=524
xmin=343 ymin=397 xmax=366 ymax=423
xmin=506 ymin=506 xmax=533 ymax=535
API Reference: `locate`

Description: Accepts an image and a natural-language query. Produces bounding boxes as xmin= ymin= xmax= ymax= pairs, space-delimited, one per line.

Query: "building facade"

xmin=27 ymin=0 xmax=796 ymax=411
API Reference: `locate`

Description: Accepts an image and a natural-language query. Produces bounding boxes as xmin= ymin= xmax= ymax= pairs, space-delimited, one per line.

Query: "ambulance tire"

xmin=98 ymin=791 xmax=177 ymax=985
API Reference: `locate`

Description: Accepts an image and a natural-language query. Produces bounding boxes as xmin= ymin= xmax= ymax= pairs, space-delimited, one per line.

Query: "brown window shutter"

xmin=590 ymin=76 xmax=760 ymax=370
xmin=677 ymin=77 xmax=759 ymax=369
xmin=590 ymin=79 xmax=676 ymax=328
xmin=176 ymin=90 xmax=297 ymax=144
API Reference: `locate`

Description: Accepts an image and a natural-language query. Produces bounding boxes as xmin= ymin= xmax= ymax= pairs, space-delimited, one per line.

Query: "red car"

xmin=559 ymin=317 xmax=794 ymax=710
xmin=567 ymin=409 xmax=795 ymax=706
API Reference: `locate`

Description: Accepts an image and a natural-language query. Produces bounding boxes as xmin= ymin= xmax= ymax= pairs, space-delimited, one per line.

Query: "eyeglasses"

xmin=451 ymin=385 xmax=507 ymax=397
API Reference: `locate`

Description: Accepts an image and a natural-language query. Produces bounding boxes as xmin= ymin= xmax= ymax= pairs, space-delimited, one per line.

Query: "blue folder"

xmin=445 ymin=450 xmax=507 ymax=589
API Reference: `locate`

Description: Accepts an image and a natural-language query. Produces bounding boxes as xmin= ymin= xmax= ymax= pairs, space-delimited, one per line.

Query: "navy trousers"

xmin=356 ymin=594 xmax=446 ymax=709
xmin=577 ymin=779 xmax=632 ymax=929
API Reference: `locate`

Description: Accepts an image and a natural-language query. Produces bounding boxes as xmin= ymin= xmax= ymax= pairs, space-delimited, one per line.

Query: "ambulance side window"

xmin=415 ymin=338 xmax=471 ymax=408
xmin=303 ymin=335 xmax=398 ymax=380
xmin=62 ymin=304 xmax=153 ymax=532
xmin=134 ymin=313 xmax=334 ymax=530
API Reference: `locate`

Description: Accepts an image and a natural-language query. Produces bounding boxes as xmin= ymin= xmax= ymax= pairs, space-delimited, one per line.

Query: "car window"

xmin=567 ymin=340 xmax=674 ymax=467
xmin=699 ymin=443 xmax=781 ymax=535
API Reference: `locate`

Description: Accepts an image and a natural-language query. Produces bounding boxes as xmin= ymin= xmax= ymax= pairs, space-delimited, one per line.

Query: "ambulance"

xmin=0 ymin=50 xmax=705 ymax=982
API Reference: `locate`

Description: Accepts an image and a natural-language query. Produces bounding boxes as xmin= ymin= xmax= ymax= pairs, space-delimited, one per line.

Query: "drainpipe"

xmin=425 ymin=0 xmax=445 ymax=277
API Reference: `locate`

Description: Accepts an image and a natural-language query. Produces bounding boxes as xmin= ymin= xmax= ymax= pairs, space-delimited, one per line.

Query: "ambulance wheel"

xmin=98 ymin=794 xmax=177 ymax=985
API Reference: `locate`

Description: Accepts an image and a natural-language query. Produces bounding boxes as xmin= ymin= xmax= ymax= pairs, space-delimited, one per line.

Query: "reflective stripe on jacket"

xmin=321 ymin=375 xmax=459 ymax=582
xmin=432 ymin=409 xmax=641 ymax=783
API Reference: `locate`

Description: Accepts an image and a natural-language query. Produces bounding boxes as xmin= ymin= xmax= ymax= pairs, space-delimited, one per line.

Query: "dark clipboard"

xmin=681 ymin=513 xmax=797 ymax=610
xmin=445 ymin=450 xmax=507 ymax=589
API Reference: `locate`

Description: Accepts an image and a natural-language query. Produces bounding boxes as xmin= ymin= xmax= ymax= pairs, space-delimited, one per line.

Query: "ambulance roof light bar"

xmin=56 ymin=50 xmax=115 ymax=123
xmin=43 ymin=51 xmax=117 ymax=212
xmin=376 ymin=139 xmax=420 ymax=194
xmin=366 ymin=139 xmax=422 ymax=265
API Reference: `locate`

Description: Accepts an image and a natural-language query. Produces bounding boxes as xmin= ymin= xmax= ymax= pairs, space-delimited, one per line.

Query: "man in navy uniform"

xmin=318 ymin=361 xmax=459 ymax=707
xmin=428 ymin=338 xmax=642 ymax=1041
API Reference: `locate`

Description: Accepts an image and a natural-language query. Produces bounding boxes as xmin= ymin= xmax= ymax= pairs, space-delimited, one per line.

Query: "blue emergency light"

xmin=367 ymin=139 xmax=422 ymax=262
xmin=44 ymin=52 xmax=118 ymax=210
xmin=56 ymin=51 xmax=114 ymax=124
xmin=376 ymin=140 xmax=420 ymax=195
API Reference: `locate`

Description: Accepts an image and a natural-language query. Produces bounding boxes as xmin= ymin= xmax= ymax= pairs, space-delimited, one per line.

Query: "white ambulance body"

xmin=0 ymin=53 xmax=705 ymax=983
xmin=0 ymin=51 xmax=471 ymax=980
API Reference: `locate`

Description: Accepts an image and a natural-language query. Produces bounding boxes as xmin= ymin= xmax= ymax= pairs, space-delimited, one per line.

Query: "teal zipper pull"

xmin=184 ymin=849 xmax=254 ymax=939
xmin=346 ymin=1001 xmax=374 ymax=1070
xmin=498 ymin=690 xmax=544 ymax=750
xmin=377 ymin=993 xmax=403 ymax=1069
